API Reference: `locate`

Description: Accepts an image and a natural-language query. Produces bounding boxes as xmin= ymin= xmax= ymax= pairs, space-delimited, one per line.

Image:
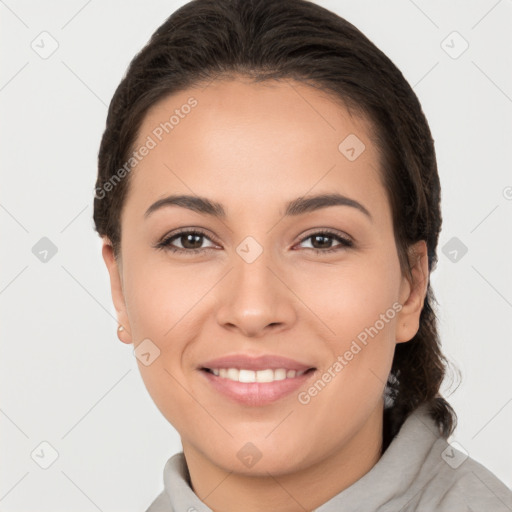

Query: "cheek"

xmin=121 ymin=252 xmax=216 ymax=405
xmin=293 ymin=253 xmax=401 ymax=401
xmin=291 ymin=255 xmax=402 ymax=341
xmin=122 ymin=252 xmax=212 ymax=340
xmin=121 ymin=253 xmax=211 ymax=427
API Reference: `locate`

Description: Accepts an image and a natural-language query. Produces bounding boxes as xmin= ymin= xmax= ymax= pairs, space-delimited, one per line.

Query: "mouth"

xmin=200 ymin=366 xmax=316 ymax=383
xmin=199 ymin=366 xmax=317 ymax=406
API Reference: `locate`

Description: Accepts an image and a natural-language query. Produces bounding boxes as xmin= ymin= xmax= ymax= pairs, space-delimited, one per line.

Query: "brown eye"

xmin=177 ymin=232 xmax=204 ymax=249
xmin=296 ymin=231 xmax=353 ymax=254
xmin=155 ymin=229 xmax=217 ymax=254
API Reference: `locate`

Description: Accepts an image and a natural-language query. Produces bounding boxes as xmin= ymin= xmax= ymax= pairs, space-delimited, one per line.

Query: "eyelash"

xmin=154 ymin=228 xmax=354 ymax=255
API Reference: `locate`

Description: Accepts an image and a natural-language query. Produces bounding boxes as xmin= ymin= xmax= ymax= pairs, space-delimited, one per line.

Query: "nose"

xmin=215 ymin=246 xmax=297 ymax=338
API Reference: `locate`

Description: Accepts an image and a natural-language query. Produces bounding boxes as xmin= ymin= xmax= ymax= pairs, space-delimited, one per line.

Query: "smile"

xmin=200 ymin=367 xmax=317 ymax=406
xmin=204 ymin=367 xmax=311 ymax=382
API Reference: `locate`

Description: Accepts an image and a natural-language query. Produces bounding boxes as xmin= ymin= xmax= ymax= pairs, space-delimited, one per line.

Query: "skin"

xmin=102 ymin=77 xmax=428 ymax=512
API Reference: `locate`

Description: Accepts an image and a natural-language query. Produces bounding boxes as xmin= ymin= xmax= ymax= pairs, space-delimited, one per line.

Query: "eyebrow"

xmin=144 ymin=193 xmax=372 ymax=221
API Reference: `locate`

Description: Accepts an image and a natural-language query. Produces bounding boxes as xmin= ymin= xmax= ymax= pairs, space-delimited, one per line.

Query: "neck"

xmin=182 ymin=402 xmax=384 ymax=512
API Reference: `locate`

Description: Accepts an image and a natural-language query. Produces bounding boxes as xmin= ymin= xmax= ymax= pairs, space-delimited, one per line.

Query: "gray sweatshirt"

xmin=145 ymin=404 xmax=512 ymax=511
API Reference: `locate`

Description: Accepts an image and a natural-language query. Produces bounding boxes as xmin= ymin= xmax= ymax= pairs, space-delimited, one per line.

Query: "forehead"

xmin=126 ymin=78 xmax=386 ymax=218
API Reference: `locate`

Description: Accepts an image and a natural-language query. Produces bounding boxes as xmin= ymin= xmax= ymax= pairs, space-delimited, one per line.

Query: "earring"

xmin=118 ymin=325 xmax=124 ymax=332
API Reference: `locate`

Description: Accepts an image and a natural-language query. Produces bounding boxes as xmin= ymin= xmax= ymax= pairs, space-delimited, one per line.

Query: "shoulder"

xmin=379 ymin=405 xmax=512 ymax=511
xmin=410 ymin=438 xmax=512 ymax=512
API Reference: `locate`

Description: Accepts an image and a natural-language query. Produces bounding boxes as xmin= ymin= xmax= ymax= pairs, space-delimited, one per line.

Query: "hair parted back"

xmin=93 ymin=0 xmax=457 ymax=451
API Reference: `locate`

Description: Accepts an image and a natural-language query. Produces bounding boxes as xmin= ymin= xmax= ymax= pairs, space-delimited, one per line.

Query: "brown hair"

xmin=93 ymin=0 xmax=457 ymax=451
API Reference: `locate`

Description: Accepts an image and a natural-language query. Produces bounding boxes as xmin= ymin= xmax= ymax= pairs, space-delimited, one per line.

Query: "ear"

xmin=101 ymin=238 xmax=133 ymax=344
xmin=395 ymin=240 xmax=429 ymax=344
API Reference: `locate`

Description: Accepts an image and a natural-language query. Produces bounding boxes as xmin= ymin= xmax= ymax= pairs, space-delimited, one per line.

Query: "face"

xmin=103 ymin=77 xmax=427 ymax=477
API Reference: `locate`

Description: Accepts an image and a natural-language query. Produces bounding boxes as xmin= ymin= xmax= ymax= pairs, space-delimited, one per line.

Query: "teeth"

xmin=209 ymin=368 xmax=308 ymax=383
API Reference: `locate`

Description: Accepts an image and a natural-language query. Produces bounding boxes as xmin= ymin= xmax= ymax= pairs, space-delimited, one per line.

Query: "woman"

xmin=93 ymin=0 xmax=512 ymax=510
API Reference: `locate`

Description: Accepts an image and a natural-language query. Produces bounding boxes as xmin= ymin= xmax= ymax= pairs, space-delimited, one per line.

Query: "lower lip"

xmin=200 ymin=369 xmax=316 ymax=406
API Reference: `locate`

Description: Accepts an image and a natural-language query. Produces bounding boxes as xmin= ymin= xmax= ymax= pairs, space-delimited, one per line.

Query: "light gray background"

xmin=1 ymin=1 xmax=511 ymax=511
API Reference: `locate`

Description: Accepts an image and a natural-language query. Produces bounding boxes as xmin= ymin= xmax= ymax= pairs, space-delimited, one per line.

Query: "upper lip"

xmin=200 ymin=354 xmax=316 ymax=371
